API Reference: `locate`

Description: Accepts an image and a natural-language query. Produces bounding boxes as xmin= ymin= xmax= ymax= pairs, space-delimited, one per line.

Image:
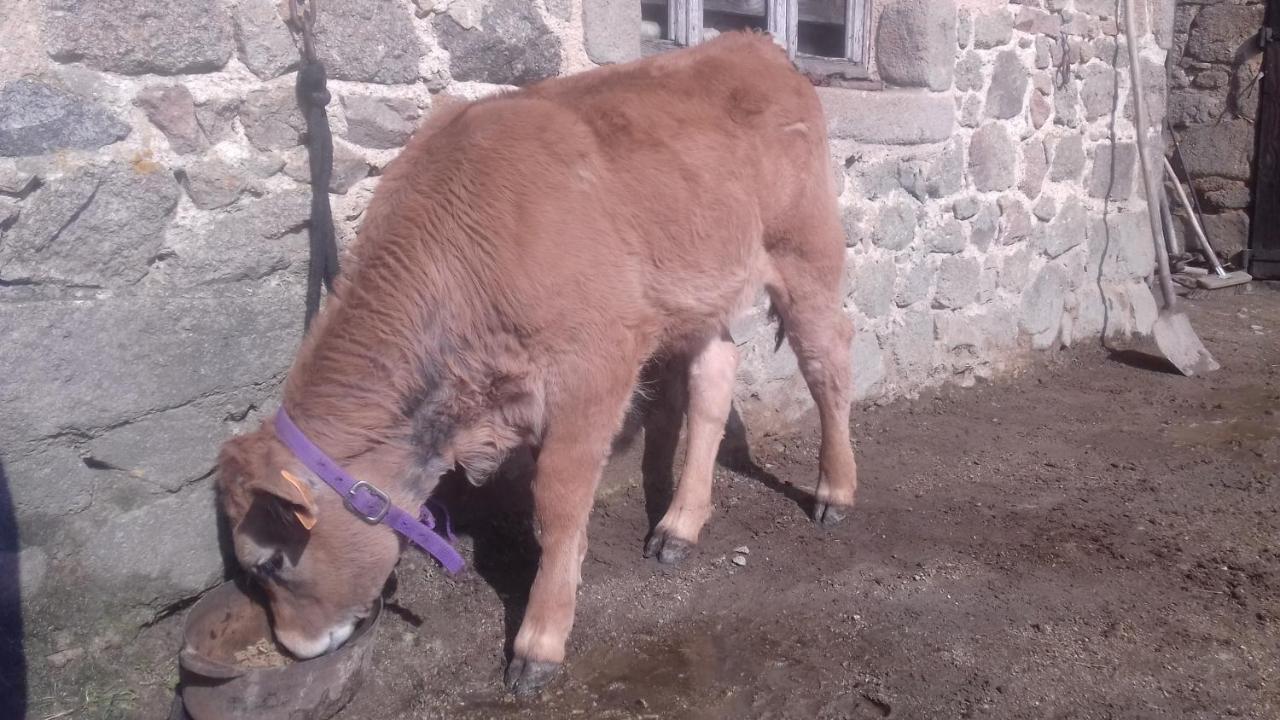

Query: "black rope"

xmin=296 ymin=58 xmax=339 ymax=331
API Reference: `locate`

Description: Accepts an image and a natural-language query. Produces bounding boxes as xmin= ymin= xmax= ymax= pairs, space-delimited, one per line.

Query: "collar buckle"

xmin=345 ymin=481 xmax=391 ymax=524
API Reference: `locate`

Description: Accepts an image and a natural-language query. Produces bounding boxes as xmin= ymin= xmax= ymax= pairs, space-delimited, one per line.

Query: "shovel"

xmin=1124 ymin=0 xmax=1219 ymax=376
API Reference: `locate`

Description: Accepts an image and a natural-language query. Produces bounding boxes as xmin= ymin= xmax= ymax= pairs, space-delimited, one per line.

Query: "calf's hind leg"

xmin=766 ymin=197 xmax=858 ymax=526
xmin=644 ymin=329 xmax=738 ymax=564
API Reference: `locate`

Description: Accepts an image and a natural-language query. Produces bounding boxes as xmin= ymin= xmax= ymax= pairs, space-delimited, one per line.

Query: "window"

xmin=640 ymin=0 xmax=871 ymax=81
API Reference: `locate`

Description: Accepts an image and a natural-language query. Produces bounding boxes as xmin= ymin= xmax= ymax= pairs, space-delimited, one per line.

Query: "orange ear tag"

xmin=280 ymin=470 xmax=318 ymax=529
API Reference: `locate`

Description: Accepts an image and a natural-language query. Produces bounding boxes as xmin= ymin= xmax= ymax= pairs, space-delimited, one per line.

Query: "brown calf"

xmin=216 ymin=30 xmax=857 ymax=695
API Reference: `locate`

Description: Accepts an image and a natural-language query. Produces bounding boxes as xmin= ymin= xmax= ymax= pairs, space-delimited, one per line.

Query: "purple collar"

xmin=273 ymin=409 xmax=465 ymax=574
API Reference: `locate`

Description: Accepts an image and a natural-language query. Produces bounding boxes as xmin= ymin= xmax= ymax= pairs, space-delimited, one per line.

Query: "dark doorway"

xmin=1249 ymin=1 xmax=1280 ymax=278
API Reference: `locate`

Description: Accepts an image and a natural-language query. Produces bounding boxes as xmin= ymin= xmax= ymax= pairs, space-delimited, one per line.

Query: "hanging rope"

xmin=286 ymin=0 xmax=339 ymax=331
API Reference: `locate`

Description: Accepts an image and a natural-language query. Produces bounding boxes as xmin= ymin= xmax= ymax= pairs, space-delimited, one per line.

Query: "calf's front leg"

xmin=505 ymin=392 xmax=629 ymax=695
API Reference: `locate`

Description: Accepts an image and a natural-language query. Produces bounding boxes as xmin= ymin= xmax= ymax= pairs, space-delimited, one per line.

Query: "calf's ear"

xmin=248 ymin=469 xmax=319 ymax=531
xmin=278 ymin=470 xmax=319 ymax=529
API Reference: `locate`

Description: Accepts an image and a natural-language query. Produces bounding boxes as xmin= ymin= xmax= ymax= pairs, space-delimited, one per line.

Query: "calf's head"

xmin=216 ymin=427 xmax=400 ymax=658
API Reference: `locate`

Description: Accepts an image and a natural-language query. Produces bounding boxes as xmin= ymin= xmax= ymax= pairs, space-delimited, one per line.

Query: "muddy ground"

xmin=35 ymin=287 xmax=1280 ymax=719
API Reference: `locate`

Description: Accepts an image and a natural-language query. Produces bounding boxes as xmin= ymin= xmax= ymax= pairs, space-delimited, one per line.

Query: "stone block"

xmin=1087 ymin=142 xmax=1137 ymax=201
xmin=195 ymin=99 xmax=241 ymax=145
xmin=313 ymin=0 xmax=424 ymax=84
xmin=135 ymin=84 xmax=207 ymax=155
xmin=547 ymin=0 xmax=572 ymax=21
xmin=1194 ymin=177 xmax=1251 ymax=211
xmin=898 ymin=138 xmax=964 ymax=200
xmin=960 ymin=95 xmax=983 ymax=128
xmin=0 ymin=197 xmax=18 ymax=229
xmin=999 ymin=246 xmax=1032 ymax=291
xmin=2 ymin=444 xmax=97 ymax=518
xmin=1100 ymin=279 xmax=1158 ymax=338
xmin=1167 ymin=87 xmax=1227 ymax=128
xmin=342 ymin=95 xmax=422 ymax=149
xmin=999 ymin=196 xmax=1032 ymax=245
xmin=1030 ymin=92 xmax=1051 ymax=129
xmin=42 ymin=0 xmax=233 ymax=74
xmin=1050 ymin=135 xmax=1086 ymax=182
xmin=584 ymin=0 xmax=641 ymax=65
xmin=875 ymin=0 xmax=957 ymax=91
xmin=889 ymin=309 xmax=935 ymax=381
xmin=872 ymin=198 xmax=918 ymax=251
xmin=821 ymin=89 xmax=956 ymax=145
xmin=233 ymin=0 xmax=299 ymax=80
xmin=282 ymin=140 xmax=369 ymax=194
xmin=1199 ymin=210 xmax=1249 ymax=259
xmin=0 ymin=80 xmax=129 ymax=157
xmin=1015 ymin=6 xmax=1062 ymax=36
xmin=1021 ymin=139 xmax=1049 ymax=199
xmin=969 ymin=123 xmax=1016 ymax=192
xmin=1236 ymin=57 xmax=1263 ymax=122
xmin=974 ymin=10 xmax=1014 ymax=49
xmin=971 ymin=203 xmax=999 ymax=251
xmin=1194 ymin=69 xmax=1231 ymax=90
xmin=178 ymin=157 xmax=247 ymax=210
xmin=1020 ymin=261 xmax=1067 ymax=341
xmin=0 ymin=290 xmax=302 ymax=446
xmin=436 ymin=0 xmax=563 ymax=86
xmin=0 ymin=161 xmax=38 ymax=196
xmin=1036 ymin=197 xmax=1088 ymax=258
xmin=1074 ymin=0 xmax=1119 ymax=21
xmin=1035 ymin=37 xmax=1054 ymax=69
xmin=1033 ymin=195 xmax=1057 ymax=223
xmin=1185 ymin=4 xmax=1265 ymax=64
xmin=856 ymin=156 xmax=903 ymax=199
xmin=934 ymin=311 xmax=980 ymax=352
xmin=934 ymin=256 xmax=981 ymax=309
xmin=841 ymin=200 xmax=871 ymax=247
xmin=17 ymin=547 xmax=48 ymax=602
xmin=240 ymin=84 xmax=306 ymax=151
xmin=1152 ymin=0 xmax=1176 ymax=50
xmin=927 ymin=218 xmax=968 ymax=254
xmin=1080 ymin=63 xmax=1118 ymax=121
xmin=895 ymin=260 xmax=932 ymax=307
xmin=1059 ymin=10 xmax=1099 ymax=38
xmin=956 ymin=52 xmax=985 ymax=92
xmin=1077 ymin=37 xmax=1104 ymax=66
xmin=1177 ymin=119 xmax=1254 ymax=181
xmin=1089 ymin=210 xmax=1155 ymax=281
xmin=972 ymin=306 xmax=1019 ymax=350
xmin=0 ymin=163 xmax=178 ymax=287
xmin=82 ymin=480 xmax=224 ymax=611
xmin=848 ymin=254 xmax=897 ymax=318
xmin=161 ymin=191 xmax=310 ymax=285
xmin=985 ymin=51 xmax=1028 ymax=120
xmin=953 ymin=196 xmax=980 ymax=221
xmin=851 ymin=330 xmax=886 ymax=401
xmin=1053 ymin=78 xmax=1083 ymax=128
xmin=1122 ymin=58 xmax=1168 ymax=133
xmin=86 ymin=403 xmax=236 ymax=493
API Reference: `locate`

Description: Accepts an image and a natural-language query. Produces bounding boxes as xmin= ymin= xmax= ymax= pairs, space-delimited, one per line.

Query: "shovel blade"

xmin=1153 ymin=310 xmax=1220 ymax=376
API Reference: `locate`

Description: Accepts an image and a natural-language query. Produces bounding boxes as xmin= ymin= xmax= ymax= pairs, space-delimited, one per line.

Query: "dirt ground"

xmin=38 ymin=286 xmax=1280 ymax=719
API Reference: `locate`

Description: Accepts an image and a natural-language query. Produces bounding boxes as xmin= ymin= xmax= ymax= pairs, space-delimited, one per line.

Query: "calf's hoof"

xmin=504 ymin=656 xmax=561 ymax=697
xmin=643 ymin=531 xmax=692 ymax=565
xmin=812 ymin=500 xmax=851 ymax=527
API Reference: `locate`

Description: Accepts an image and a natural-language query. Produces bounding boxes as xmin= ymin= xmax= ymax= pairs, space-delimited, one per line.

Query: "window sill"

xmin=640 ymin=39 xmax=881 ymax=90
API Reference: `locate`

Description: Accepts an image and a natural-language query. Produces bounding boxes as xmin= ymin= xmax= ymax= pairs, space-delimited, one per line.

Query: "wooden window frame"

xmin=643 ymin=0 xmax=872 ymax=83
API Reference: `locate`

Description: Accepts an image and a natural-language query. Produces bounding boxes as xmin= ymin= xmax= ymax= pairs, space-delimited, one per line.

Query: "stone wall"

xmin=1165 ymin=0 xmax=1264 ymax=261
xmin=0 ymin=0 xmax=1168 ymax=698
